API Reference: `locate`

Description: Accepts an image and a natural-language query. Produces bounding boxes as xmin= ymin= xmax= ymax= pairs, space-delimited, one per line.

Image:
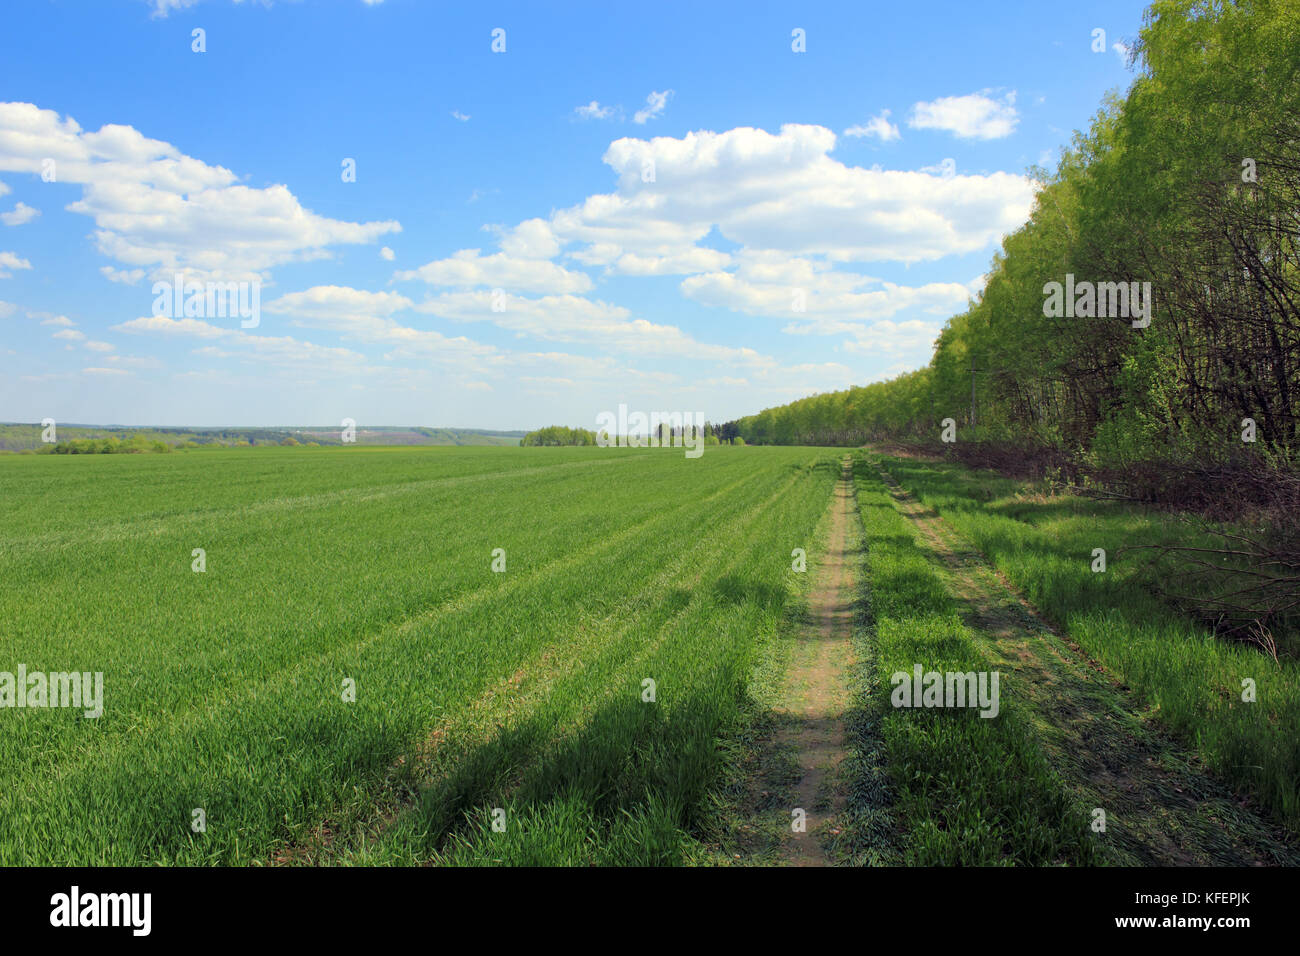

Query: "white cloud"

xmin=275 ymin=285 xmax=413 ymax=315
xmin=53 ymin=328 xmax=84 ymax=341
xmin=0 ymin=300 xmax=15 ymax=317
xmin=844 ymin=110 xmax=901 ymax=142
xmin=57 ymin=116 xmax=1040 ymax=410
xmin=451 ymin=110 xmax=471 ymax=122
xmin=545 ymin=124 xmax=1034 ymax=266
xmin=151 ymin=0 xmax=385 ymax=15
xmin=909 ymin=90 xmax=1019 ymax=140
xmin=39 ymin=314 xmax=74 ymax=327
xmin=262 ymin=284 xmax=496 ymax=368
xmin=394 ymin=249 xmax=592 ymax=294
xmin=265 ymin=285 xmax=414 ymax=328
xmin=112 ymin=315 xmax=227 ymax=339
xmin=101 ymin=266 xmax=147 ymax=284
xmin=680 ymin=254 xmax=974 ymax=329
xmin=603 ymin=247 xmax=732 ymax=276
xmin=261 ymin=283 xmax=771 ymax=393
xmin=0 ymin=102 xmax=400 ymax=282
xmin=105 ymin=354 xmax=161 ymax=369
xmin=114 ymin=314 xmax=372 ymax=371
xmin=415 ymin=290 xmax=770 ymax=365
xmin=83 ymin=366 xmax=129 ymax=376
xmin=85 ymin=340 xmax=115 ymax=352
xmin=149 ymin=0 xmax=200 ymax=16
xmin=633 ymin=90 xmax=673 ymax=125
xmin=575 ymin=101 xmax=617 ymax=120
xmin=496 ymin=218 xmax=561 ymax=259
xmin=0 ymin=250 xmax=32 ymax=277
xmin=1 ymin=202 xmax=39 ymax=226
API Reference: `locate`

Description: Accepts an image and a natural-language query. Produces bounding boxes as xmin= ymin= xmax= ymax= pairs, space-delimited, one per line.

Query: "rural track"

xmin=775 ymin=457 xmax=857 ymax=866
xmin=874 ymin=460 xmax=1299 ymax=867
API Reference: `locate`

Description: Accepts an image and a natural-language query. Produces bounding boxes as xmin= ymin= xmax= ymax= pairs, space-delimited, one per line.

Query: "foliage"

xmin=731 ymin=0 xmax=1300 ymax=476
xmin=520 ymin=425 xmax=598 ymax=446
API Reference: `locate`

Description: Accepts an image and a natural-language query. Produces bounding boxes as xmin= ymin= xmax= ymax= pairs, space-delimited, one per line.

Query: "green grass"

xmin=873 ymin=453 xmax=1300 ymax=831
xmin=844 ymin=452 xmax=1099 ymax=865
xmin=0 ymin=444 xmax=839 ymax=865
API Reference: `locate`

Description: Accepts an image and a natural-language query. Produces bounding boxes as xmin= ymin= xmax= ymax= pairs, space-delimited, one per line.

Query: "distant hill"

xmin=0 ymin=423 xmax=524 ymax=451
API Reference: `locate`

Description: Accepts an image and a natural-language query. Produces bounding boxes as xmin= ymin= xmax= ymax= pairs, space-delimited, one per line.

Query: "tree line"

xmin=729 ymin=0 xmax=1300 ymax=481
xmin=521 ymin=423 xmax=742 ymax=446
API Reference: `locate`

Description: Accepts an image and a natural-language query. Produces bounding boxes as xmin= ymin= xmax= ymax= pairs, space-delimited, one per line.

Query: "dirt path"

xmin=775 ymin=458 xmax=857 ymax=866
xmin=875 ymin=461 xmax=1298 ymax=866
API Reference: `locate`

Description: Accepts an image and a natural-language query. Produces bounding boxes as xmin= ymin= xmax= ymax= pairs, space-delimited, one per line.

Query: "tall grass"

xmin=876 ymin=454 xmax=1300 ymax=830
xmin=847 ymin=454 xmax=1098 ymax=865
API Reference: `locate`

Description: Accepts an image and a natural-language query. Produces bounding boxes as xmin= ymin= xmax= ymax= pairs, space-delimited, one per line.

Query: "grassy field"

xmin=0 ymin=444 xmax=838 ymax=865
xmin=3 ymin=443 xmax=1295 ymax=866
xmin=845 ymin=457 xmax=1099 ymax=865
xmin=840 ymin=450 xmax=1298 ymax=865
xmin=871 ymin=453 xmax=1300 ymax=832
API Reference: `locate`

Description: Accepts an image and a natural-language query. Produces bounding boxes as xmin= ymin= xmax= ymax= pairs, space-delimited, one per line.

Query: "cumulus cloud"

xmin=265 ymin=285 xmax=414 ymax=336
xmin=908 ymin=90 xmax=1019 ymax=140
xmin=58 ymin=117 xmax=1038 ymax=395
xmin=0 ymin=102 xmax=400 ymax=282
xmin=113 ymin=313 xmax=373 ymax=371
xmin=148 ymin=0 xmax=200 ymax=15
xmin=0 ymin=250 xmax=32 ymax=277
xmin=113 ymin=315 xmax=228 ymax=339
xmin=416 ymin=290 xmax=769 ymax=364
xmin=544 ymin=124 xmax=1034 ymax=266
xmin=575 ymin=101 xmax=617 ymax=120
xmin=496 ymin=218 xmax=561 ymax=260
xmin=150 ymin=0 xmax=384 ymax=15
xmin=680 ymin=253 xmax=974 ymax=330
xmin=1 ymin=202 xmax=39 ymax=225
xmin=101 ymin=266 xmax=147 ymax=284
xmin=394 ymin=249 xmax=592 ymax=294
xmin=633 ymin=90 xmax=673 ymax=124
xmin=844 ymin=110 xmax=901 ymax=142
xmin=600 ymin=247 xmax=733 ymax=276
xmin=262 ymin=284 xmax=497 ymax=367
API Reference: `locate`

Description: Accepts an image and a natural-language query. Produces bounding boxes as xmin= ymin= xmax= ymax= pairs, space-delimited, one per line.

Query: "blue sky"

xmin=0 ymin=0 xmax=1147 ymax=429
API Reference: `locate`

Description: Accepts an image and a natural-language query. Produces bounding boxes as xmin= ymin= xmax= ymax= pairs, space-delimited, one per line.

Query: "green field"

xmin=4 ymin=444 xmax=1296 ymax=867
xmin=0 ymin=444 xmax=838 ymax=865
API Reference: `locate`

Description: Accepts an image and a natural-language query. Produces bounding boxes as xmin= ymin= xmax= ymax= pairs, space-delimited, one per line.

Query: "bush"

xmin=521 ymin=426 xmax=598 ymax=446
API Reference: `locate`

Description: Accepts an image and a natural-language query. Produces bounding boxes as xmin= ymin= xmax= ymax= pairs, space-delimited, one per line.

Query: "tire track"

xmin=777 ymin=457 xmax=857 ymax=866
xmin=875 ymin=460 xmax=1298 ymax=866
